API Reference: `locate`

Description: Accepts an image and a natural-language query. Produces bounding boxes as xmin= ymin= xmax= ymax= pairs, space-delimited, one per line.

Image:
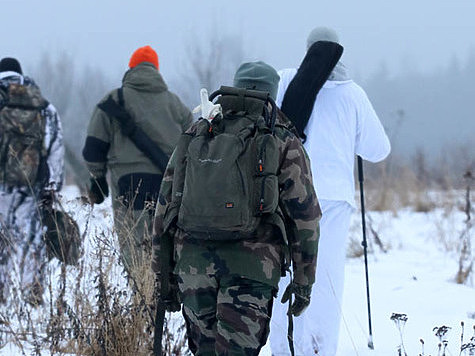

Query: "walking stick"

xmin=153 ymin=235 xmax=171 ymax=356
xmin=357 ymin=156 xmax=374 ymax=350
xmin=153 ymin=288 xmax=166 ymax=356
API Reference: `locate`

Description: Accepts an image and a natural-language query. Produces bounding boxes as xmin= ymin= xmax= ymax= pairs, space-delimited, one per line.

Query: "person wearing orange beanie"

xmin=129 ymin=45 xmax=159 ymax=70
xmin=82 ymin=45 xmax=192 ymax=281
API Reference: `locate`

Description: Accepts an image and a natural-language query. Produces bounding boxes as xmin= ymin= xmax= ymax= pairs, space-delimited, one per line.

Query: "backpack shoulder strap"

xmin=117 ymin=86 xmax=125 ymax=106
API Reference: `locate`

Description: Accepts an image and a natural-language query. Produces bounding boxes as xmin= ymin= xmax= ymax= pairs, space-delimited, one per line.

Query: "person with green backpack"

xmin=152 ymin=61 xmax=321 ymax=355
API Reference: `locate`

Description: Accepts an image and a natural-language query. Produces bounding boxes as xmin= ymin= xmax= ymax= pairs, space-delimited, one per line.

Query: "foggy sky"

xmin=2 ymin=0 xmax=475 ymax=83
xmin=2 ymin=0 xmax=475 ymax=164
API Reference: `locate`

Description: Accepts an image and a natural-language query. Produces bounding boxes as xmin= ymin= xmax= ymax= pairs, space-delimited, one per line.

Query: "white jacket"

xmin=277 ymin=68 xmax=391 ymax=207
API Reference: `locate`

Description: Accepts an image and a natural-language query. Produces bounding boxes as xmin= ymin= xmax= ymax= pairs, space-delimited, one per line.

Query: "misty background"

xmin=1 ymin=0 xmax=474 ymax=186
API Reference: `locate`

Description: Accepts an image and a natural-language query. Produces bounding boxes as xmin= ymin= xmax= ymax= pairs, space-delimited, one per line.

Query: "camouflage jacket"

xmin=0 ymin=73 xmax=64 ymax=193
xmin=153 ymin=94 xmax=321 ymax=288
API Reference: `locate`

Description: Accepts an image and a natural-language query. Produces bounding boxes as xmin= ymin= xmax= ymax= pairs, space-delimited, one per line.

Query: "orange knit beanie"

xmin=129 ymin=45 xmax=159 ymax=70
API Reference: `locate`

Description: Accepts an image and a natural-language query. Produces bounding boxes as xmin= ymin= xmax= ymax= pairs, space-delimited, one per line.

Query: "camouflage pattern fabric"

xmin=0 ymin=75 xmax=63 ymax=191
xmin=179 ymin=272 xmax=274 ymax=356
xmin=0 ymin=83 xmax=47 ymax=187
xmin=154 ymin=101 xmax=321 ymax=287
xmin=172 ymin=225 xmax=283 ymax=289
xmin=153 ymin=92 xmax=321 ymax=354
xmin=0 ymin=73 xmax=64 ymax=306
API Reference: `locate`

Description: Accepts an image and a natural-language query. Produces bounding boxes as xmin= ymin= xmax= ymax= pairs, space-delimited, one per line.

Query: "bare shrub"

xmin=364 ymin=158 xmax=434 ymax=214
xmin=171 ymin=27 xmax=246 ymax=108
xmin=347 ymin=199 xmax=390 ymax=259
xmin=390 ymin=312 xmax=408 ymax=356
xmin=0 ymin=194 xmax=189 ymax=355
xmin=455 ymin=171 xmax=474 ymax=285
xmin=346 ymin=236 xmax=365 ymax=258
xmin=390 ymin=314 xmax=475 ymax=356
xmin=362 ymin=144 xmax=473 ymax=214
xmin=29 ymin=52 xmax=113 ymax=191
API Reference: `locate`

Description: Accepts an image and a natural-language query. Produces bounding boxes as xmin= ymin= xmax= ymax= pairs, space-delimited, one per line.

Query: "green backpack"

xmin=171 ymin=87 xmax=282 ymax=240
xmin=0 ymin=83 xmax=48 ymax=187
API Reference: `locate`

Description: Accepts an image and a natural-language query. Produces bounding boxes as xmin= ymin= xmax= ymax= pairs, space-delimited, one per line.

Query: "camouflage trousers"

xmin=178 ymin=273 xmax=275 ymax=356
xmin=0 ymin=191 xmax=47 ymax=305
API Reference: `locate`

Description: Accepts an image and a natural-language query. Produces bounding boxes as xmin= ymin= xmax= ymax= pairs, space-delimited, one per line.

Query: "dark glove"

xmin=155 ymin=273 xmax=181 ymax=312
xmin=166 ymin=274 xmax=181 ymax=312
xmin=39 ymin=189 xmax=54 ymax=211
xmin=88 ymin=176 xmax=109 ymax=205
xmin=281 ymin=283 xmax=312 ymax=316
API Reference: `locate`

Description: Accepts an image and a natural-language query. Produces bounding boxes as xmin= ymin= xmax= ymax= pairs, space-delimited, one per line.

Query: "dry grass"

xmin=0 ymin=196 xmax=189 ymax=355
xmin=363 ymin=158 xmax=437 ymax=214
xmin=2 ymin=148 xmax=473 ymax=354
xmin=353 ymin=154 xmax=473 ymax=286
xmin=455 ymin=171 xmax=474 ymax=285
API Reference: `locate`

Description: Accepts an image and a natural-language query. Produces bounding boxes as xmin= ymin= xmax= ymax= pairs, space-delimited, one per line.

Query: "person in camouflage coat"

xmin=0 ymin=57 xmax=64 ymax=306
xmin=153 ymin=61 xmax=321 ymax=355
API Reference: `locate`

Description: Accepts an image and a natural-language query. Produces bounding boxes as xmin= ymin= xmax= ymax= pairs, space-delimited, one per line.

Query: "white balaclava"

xmin=306 ymin=26 xmax=349 ymax=81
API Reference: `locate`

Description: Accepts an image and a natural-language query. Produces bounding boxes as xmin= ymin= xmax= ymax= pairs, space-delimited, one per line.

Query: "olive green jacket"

xmin=83 ymin=63 xmax=193 ymax=206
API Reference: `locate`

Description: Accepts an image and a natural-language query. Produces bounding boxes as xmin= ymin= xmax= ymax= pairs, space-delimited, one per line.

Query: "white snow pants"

xmin=269 ymin=200 xmax=353 ymax=356
xmin=0 ymin=189 xmax=47 ymax=301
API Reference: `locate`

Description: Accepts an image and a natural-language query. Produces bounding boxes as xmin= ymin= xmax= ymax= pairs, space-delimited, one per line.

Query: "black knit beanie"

xmin=0 ymin=57 xmax=23 ymax=74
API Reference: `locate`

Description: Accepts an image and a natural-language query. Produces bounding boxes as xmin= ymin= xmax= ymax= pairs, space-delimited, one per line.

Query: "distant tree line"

xmin=27 ymin=41 xmax=474 ymax=189
xmin=364 ymin=50 xmax=475 ymax=166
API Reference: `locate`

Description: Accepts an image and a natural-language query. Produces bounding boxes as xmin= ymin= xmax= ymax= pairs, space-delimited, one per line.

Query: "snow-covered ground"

xmin=1 ymin=186 xmax=474 ymax=355
xmin=262 ymin=204 xmax=475 ymax=355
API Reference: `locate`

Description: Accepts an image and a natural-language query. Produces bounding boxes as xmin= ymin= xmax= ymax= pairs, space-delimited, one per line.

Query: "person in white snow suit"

xmin=269 ymin=27 xmax=391 ymax=356
xmin=0 ymin=57 xmax=64 ymax=306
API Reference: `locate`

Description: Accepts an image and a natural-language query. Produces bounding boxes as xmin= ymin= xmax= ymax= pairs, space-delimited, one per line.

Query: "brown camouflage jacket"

xmin=153 ymin=94 xmax=321 ymax=288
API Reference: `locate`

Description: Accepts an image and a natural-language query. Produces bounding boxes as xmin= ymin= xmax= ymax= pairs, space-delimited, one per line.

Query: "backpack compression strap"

xmin=280 ymin=41 xmax=343 ymax=141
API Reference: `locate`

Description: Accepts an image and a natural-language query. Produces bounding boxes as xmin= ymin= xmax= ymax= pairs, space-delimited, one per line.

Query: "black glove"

xmin=39 ymin=189 xmax=54 ymax=211
xmin=281 ymin=283 xmax=312 ymax=316
xmin=166 ymin=274 xmax=181 ymax=312
xmin=155 ymin=273 xmax=181 ymax=313
xmin=88 ymin=176 xmax=109 ymax=205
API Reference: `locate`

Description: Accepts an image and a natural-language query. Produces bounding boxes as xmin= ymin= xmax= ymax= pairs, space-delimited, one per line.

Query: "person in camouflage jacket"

xmin=0 ymin=57 xmax=64 ymax=306
xmin=153 ymin=61 xmax=321 ymax=355
xmin=82 ymin=46 xmax=192 ymax=277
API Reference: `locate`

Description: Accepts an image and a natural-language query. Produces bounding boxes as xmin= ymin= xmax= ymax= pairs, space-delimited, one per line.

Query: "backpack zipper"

xmin=236 ymin=160 xmax=246 ymax=195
